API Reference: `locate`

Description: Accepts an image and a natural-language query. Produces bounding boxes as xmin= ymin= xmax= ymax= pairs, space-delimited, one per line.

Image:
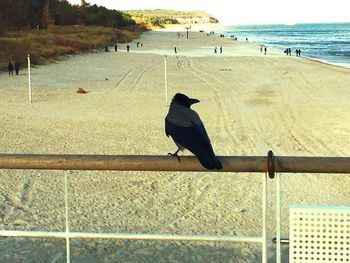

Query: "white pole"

xmin=0 ymin=230 xmax=263 ymax=243
xmin=27 ymin=54 xmax=32 ymax=102
xmin=276 ymin=173 xmax=281 ymax=263
xmin=262 ymin=173 xmax=267 ymax=263
xmin=164 ymin=55 xmax=168 ymax=107
xmin=65 ymin=173 xmax=71 ymax=263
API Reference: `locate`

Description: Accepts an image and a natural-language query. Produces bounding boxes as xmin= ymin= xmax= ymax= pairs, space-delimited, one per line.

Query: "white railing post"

xmin=262 ymin=173 xmax=267 ymax=263
xmin=65 ymin=172 xmax=71 ymax=263
xmin=276 ymin=173 xmax=281 ymax=263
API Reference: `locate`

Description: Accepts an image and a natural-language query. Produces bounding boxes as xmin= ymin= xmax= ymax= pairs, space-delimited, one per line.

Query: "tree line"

xmin=0 ymin=0 xmax=136 ymax=34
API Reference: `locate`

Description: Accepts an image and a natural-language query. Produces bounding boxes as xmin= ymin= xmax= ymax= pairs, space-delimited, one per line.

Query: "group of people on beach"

xmin=284 ymin=48 xmax=292 ymax=55
xmin=260 ymin=45 xmax=267 ymax=55
xmin=284 ymin=48 xmax=302 ymax=56
xmin=214 ymin=46 xmax=223 ymax=54
xmin=8 ymin=61 xmax=20 ymax=75
xmin=108 ymin=42 xmax=143 ymax=53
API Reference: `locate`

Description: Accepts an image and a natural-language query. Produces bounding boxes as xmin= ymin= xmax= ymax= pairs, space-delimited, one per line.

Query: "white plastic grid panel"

xmin=290 ymin=205 xmax=350 ymax=263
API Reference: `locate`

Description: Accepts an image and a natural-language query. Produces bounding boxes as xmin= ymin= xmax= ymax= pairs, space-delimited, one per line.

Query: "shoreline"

xmin=301 ymin=56 xmax=350 ymax=70
xmin=159 ymin=23 xmax=350 ymax=69
xmin=213 ymin=23 xmax=350 ymax=70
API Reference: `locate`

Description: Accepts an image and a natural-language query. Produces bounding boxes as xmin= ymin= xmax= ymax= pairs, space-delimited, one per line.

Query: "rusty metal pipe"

xmin=0 ymin=153 xmax=349 ymax=174
xmin=275 ymin=156 xmax=350 ymax=173
xmin=0 ymin=154 xmax=266 ymax=172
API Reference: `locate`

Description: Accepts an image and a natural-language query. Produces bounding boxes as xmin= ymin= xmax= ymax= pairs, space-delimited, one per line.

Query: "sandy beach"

xmin=1 ymin=27 xmax=350 ymax=262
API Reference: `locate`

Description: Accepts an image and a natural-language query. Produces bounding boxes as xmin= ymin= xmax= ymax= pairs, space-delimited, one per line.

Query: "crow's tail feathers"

xmin=214 ymin=158 xmax=223 ymax=170
xmin=197 ymin=153 xmax=223 ymax=170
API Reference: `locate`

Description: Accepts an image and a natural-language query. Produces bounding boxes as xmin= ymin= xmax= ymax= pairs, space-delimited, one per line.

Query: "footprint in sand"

xmin=1 ymin=178 xmax=34 ymax=227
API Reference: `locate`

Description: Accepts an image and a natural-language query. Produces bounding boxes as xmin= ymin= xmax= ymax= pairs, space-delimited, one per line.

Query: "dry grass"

xmin=0 ymin=25 xmax=145 ymax=70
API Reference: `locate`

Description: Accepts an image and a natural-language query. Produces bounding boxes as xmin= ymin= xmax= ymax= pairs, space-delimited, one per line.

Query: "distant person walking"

xmin=14 ymin=61 xmax=20 ymax=75
xmin=114 ymin=44 xmax=118 ymax=52
xmin=126 ymin=44 xmax=130 ymax=52
xmin=174 ymin=46 xmax=177 ymax=54
xmin=214 ymin=47 xmax=217 ymax=54
xmin=264 ymin=46 xmax=267 ymax=55
xmin=8 ymin=61 xmax=14 ymax=75
xmin=220 ymin=46 xmax=223 ymax=54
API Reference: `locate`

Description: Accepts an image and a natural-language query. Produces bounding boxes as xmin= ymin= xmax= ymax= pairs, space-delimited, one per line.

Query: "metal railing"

xmin=1 ymin=152 xmax=350 ymax=173
xmin=1 ymin=151 xmax=350 ymax=262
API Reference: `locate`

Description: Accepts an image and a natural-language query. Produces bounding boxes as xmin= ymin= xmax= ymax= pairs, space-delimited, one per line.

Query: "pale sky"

xmin=67 ymin=0 xmax=350 ymax=25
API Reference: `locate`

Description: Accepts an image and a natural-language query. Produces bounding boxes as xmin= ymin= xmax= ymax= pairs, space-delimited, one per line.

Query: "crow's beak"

xmin=189 ymin=98 xmax=200 ymax=105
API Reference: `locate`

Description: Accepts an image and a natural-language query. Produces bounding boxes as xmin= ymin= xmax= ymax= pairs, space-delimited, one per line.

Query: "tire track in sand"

xmin=114 ymin=57 xmax=161 ymax=92
xmin=184 ymin=56 xmax=264 ymax=154
xmin=175 ymin=56 xmax=238 ymax=152
xmin=276 ymin=64 xmax=345 ymax=155
xmin=113 ymin=69 xmax=134 ymax=90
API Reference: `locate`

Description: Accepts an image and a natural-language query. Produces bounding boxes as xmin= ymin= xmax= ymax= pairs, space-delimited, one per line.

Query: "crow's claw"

xmin=168 ymin=151 xmax=181 ymax=163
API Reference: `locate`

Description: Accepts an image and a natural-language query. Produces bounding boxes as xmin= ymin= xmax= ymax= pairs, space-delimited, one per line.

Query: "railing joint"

xmin=268 ymin=150 xmax=275 ymax=178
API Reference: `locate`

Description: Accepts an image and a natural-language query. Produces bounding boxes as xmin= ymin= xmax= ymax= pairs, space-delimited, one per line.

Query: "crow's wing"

xmin=189 ymin=121 xmax=222 ymax=169
xmin=165 ymin=117 xmax=171 ymax=138
xmin=165 ymin=118 xmax=222 ymax=169
xmin=165 ymin=118 xmax=209 ymax=147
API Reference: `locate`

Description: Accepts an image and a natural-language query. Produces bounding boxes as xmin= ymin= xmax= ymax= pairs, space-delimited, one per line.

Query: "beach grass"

xmin=0 ymin=25 xmax=145 ymax=69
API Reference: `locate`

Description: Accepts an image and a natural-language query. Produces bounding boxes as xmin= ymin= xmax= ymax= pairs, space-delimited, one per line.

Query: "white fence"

xmin=1 ymin=151 xmax=350 ymax=262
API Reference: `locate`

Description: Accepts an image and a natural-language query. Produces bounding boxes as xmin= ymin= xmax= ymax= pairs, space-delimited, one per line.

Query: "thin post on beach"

xmin=185 ymin=26 xmax=190 ymax=39
xmin=164 ymin=55 xmax=168 ymax=107
xmin=27 ymin=54 xmax=32 ymax=102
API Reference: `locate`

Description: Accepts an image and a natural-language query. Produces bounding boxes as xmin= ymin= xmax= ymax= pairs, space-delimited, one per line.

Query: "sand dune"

xmin=1 ymin=28 xmax=350 ymax=262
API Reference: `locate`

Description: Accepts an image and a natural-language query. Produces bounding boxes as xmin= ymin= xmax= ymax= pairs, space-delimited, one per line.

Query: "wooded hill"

xmin=125 ymin=9 xmax=219 ymax=27
xmin=0 ymin=0 xmax=145 ymax=69
xmin=0 ymin=2 xmax=218 ymax=69
xmin=0 ymin=0 xmax=136 ymax=34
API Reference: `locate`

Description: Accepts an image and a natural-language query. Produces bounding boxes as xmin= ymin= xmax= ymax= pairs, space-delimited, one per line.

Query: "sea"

xmin=219 ymin=23 xmax=350 ymax=68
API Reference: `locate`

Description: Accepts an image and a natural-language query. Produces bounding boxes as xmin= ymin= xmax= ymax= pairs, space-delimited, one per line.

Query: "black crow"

xmin=165 ymin=93 xmax=223 ymax=170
